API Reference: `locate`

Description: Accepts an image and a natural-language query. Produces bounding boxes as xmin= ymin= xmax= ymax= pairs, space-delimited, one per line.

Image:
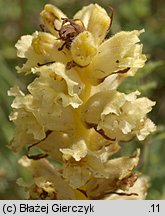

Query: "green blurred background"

xmin=0 ymin=0 xmax=165 ymax=199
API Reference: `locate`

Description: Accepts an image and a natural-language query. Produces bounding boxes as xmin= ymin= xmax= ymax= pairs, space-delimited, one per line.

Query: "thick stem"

xmin=73 ymin=68 xmax=92 ymax=142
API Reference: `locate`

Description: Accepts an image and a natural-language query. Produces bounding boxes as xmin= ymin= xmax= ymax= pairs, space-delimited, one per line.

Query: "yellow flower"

xmin=60 ymin=140 xmax=108 ymax=188
xmin=15 ymin=32 xmax=69 ymax=73
xmin=9 ymin=62 xmax=84 ymax=152
xmin=41 ymin=3 xmax=110 ymax=45
xmin=87 ymin=30 xmax=146 ymax=85
xmin=85 ymin=149 xmax=140 ymax=199
xmin=104 ymin=176 xmax=149 ymax=200
xmin=8 ymin=86 xmax=45 ymax=152
xmin=18 ymin=156 xmax=76 ymax=200
xmin=81 ymin=90 xmax=156 ymax=142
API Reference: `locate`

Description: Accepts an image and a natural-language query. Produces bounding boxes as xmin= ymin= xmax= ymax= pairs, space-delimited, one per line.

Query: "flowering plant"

xmin=9 ymin=3 xmax=156 ymax=199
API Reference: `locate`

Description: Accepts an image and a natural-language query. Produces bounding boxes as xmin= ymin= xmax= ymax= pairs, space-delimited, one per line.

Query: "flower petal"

xmin=81 ymin=90 xmax=155 ymax=142
xmin=60 ymin=140 xmax=88 ymax=161
xmin=74 ymin=4 xmax=110 ymax=44
xmin=87 ymin=30 xmax=146 ymax=85
xmin=15 ymin=35 xmax=33 ymax=58
xmin=40 ymin=4 xmax=67 ymax=37
xmin=31 ymin=62 xmax=83 ymax=108
xmin=36 ymin=131 xmax=71 ymax=161
xmin=16 ymin=32 xmax=69 ymax=73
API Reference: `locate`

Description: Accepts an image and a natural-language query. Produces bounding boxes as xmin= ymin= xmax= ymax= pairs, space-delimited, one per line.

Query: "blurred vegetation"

xmin=0 ymin=0 xmax=164 ymax=199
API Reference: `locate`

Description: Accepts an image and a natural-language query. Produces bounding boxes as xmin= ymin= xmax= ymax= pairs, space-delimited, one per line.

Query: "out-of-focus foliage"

xmin=0 ymin=0 xmax=164 ymax=199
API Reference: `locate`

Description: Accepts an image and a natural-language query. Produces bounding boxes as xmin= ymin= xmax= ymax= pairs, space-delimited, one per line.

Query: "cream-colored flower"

xmin=87 ymin=127 xmax=120 ymax=151
xmin=40 ymin=3 xmax=109 ymax=70
xmin=41 ymin=3 xmax=110 ymax=45
xmin=15 ymin=32 xmax=69 ymax=73
xmin=27 ymin=65 xmax=80 ymax=132
xmin=81 ymin=90 xmax=156 ymax=142
xmin=15 ymin=3 xmax=146 ymax=92
xmin=31 ymin=62 xmax=84 ymax=107
xmin=9 ymin=110 xmax=44 ymax=152
xmin=60 ymin=140 xmax=108 ymax=188
xmin=31 ymin=31 xmax=69 ymax=61
xmin=60 ymin=139 xmax=88 ymax=161
xmin=9 ymin=3 xmax=156 ymax=200
xmin=9 ymin=62 xmax=85 ymax=152
xmin=18 ymin=156 xmax=76 ymax=200
xmin=33 ymin=131 xmax=71 ymax=162
xmin=87 ymin=30 xmax=146 ymax=85
xmin=85 ymin=149 xmax=140 ymax=199
xmin=104 ymin=176 xmax=149 ymax=200
xmin=39 ymin=4 xmax=146 ymax=86
xmin=8 ymin=86 xmax=45 ymax=152
xmin=73 ymin=4 xmax=111 ymax=45
xmin=17 ymin=177 xmax=58 ymax=200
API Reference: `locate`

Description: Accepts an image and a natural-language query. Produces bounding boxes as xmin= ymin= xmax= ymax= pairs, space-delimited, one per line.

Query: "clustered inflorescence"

xmin=9 ymin=4 xmax=156 ymax=200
